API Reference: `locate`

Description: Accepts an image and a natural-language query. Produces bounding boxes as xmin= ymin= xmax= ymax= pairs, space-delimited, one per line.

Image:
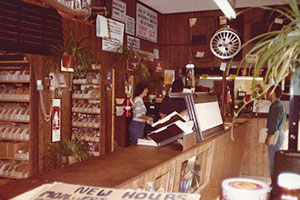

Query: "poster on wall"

xmin=136 ymin=3 xmax=158 ymax=43
xmin=112 ymin=0 xmax=126 ymax=22
xmin=127 ymin=35 xmax=140 ymax=52
xmin=51 ymin=99 xmax=61 ymax=142
xmin=126 ymin=15 xmax=135 ymax=35
xmin=102 ymin=19 xmax=125 ymax=52
xmin=164 ymin=70 xmax=175 ymax=85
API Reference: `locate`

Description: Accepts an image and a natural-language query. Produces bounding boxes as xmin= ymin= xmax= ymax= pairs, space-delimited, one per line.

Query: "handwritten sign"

xmin=127 ymin=35 xmax=140 ymax=52
xmin=102 ymin=19 xmax=125 ymax=52
xmin=13 ymin=182 xmax=201 ymax=200
xmin=136 ymin=3 xmax=157 ymax=43
xmin=112 ymin=0 xmax=126 ymax=22
xmin=126 ymin=15 xmax=135 ymax=35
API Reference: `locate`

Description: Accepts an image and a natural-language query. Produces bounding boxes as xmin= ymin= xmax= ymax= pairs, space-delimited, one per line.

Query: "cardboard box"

xmin=7 ymin=142 xmax=27 ymax=158
xmin=0 ymin=142 xmax=8 ymax=157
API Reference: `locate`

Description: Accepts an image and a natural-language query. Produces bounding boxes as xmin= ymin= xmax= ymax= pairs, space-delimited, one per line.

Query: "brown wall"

xmin=158 ymin=8 xmax=266 ymax=74
xmin=15 ymin=0 xmax=269 ymax=174
xmin=20 ymin=0 xmax=160 ymax=173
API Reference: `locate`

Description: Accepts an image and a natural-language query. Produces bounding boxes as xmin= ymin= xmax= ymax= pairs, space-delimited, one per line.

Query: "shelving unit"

xmin=0 ymin=55 xmax=36 ymax=180
xmin=71 ymin=72 xmax=104 ymax=156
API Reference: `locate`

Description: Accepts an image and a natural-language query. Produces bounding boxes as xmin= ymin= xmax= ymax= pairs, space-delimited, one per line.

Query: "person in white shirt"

xmin=129 ymin=82 xmax=154 ymax=145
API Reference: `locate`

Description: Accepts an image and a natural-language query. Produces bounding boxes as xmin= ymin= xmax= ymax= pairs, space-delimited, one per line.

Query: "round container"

xmin=222 ymin=178 xmax=269 ymax=200
xmin=276 ymin=172 xmax=300 ymax=199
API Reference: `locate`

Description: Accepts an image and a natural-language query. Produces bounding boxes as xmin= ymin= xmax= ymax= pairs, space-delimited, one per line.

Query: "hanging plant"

xmin=46 ymin=34 xmax=97 ymax=76
xmin=112 ymin=44 xmax=151 ymax=79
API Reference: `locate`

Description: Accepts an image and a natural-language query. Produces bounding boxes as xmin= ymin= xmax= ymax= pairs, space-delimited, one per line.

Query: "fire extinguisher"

xmin=124 ymin=95 xmax=132 ymax=117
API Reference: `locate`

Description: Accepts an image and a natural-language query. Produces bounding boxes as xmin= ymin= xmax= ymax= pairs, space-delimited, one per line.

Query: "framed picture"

xmin=164 ymin=70 xmax=175 ymax=85
xmin=219 ymin=15 xmax=228 ymax=25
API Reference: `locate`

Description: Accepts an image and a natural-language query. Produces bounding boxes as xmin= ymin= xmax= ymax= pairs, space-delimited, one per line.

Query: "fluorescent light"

xmin=213 ymin=0 xmax=236 ymax=19
xmin=235 ymin=76 xmax=263 ymax=81
xmin=186 ymin=63 xmax=195 ymax=69
xmin=199 ymin=76 xmax=263 ymax=80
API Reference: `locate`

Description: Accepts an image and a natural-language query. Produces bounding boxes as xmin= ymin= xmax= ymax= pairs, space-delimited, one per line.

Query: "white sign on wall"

xmin=102 ymin=19 xmax=125 ymax=52
xmin=51 ymin=99 xmax=61 ymax=142
xmin=112 ymin=0 xmax=126 ymax=22
xmin=127 ymin=35 xmax=140 ymax=52
xmin=126 ymin=15 xmax=135 ymax=35
xmin=136 ymin=3 xmax=158 ymax=43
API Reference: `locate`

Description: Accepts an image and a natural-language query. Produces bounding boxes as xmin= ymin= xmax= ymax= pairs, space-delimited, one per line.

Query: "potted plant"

xmin=229 ymin=1 xmax=300 ymax=198
xmin=47 ymin=34 xmax=96 ymax=76
xmin=43 ymin=139 xmax=92 ymax=171
xmin=229 ymin=0 xmax=300 ymax=123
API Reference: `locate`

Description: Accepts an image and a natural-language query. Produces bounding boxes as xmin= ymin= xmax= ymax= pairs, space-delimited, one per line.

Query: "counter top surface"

xmin=0 ymin=146 xmax=180 ymax=199
xmin=0 ymin=120 xmax=249 ymax=199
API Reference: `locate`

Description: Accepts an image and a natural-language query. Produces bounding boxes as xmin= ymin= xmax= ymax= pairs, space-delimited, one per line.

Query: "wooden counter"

xmin=0 ymin=121 xmax=248 ymax=200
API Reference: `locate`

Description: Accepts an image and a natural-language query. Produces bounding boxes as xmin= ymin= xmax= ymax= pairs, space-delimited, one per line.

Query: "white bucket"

xmin=222 ymin=178 xmax=269 ymax=200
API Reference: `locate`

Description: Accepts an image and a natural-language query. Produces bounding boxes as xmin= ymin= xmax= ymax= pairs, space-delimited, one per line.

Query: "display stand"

xmin=0 ymin=54 xmax=36 ymax=179
xmin=169 ymin=92 xmax=224 ymax=143
xmin=71 ymin=72 xmax=104 ymax=156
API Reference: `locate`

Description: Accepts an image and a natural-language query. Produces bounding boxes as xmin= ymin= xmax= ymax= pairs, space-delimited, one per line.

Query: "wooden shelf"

xmin=0 ymin=61 xmax=28 ymax=64
xmin=0 ymin=119 xmax=29 ymax=123
xmin=0 ymin=99 xmax=29 ymax=103
xmin=0 ymin=138 xmax=29 ymax=142
xmin=72 ymin=110 xmax=100 ymax=115
xmin=72 ymin=125 xmax=100 ymax=129
xmin=0 ymin=80 xmax=30 ymax=84
xmin=73 ymin=82 xmax=100 ymax=86
xmin=72 ymin=97 xmax=100 ymax=101
xmin=0 ymin=156 xmax=29 ymax=161
xmin=0 ymin=174 xmax=27 ymax=180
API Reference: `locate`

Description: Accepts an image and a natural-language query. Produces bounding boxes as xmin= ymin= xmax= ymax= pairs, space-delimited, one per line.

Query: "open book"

xmin=138 ymin=111 xmax=193 ymax=147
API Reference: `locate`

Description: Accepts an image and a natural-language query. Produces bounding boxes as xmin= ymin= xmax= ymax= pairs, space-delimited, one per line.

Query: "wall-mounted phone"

xmin=39 ymin=73 xmax=68 ymax=122
xmin=49 ymin=73 xmax=67 ymax=91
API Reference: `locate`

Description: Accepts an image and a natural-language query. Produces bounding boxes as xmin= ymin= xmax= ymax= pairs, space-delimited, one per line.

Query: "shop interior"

xmin=0 ymin=0 xmax=300 ymax=199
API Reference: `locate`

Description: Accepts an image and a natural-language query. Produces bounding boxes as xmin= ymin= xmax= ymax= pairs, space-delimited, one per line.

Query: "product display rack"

xmin=0 ymin=55 xmax=36 ymax=179
xmin=71 ymin=72 xmax=104 ymax=156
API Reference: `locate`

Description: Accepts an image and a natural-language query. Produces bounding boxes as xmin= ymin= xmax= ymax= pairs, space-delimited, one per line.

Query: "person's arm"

xmin=134 ymin=99 xmax=153 ymax=122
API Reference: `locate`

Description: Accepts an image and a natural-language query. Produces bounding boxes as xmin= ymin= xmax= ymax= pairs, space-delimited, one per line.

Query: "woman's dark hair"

xmin=134 ymin=82 xmax=148 ymax=97
xmin=171 ymin=79 xmax=184 ymax=93
xmin=268 ymin=85 xmax=283 ymax=98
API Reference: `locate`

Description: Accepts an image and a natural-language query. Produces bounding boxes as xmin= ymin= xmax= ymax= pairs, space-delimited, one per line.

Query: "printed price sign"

xmin=136 ymin=3 xmax=157 ymax=43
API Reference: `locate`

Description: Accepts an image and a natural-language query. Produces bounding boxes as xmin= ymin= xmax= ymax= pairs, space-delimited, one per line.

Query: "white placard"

xmin=136 ymin=3 xmax=158 ymax=43
xmin=12 ymin=182 xmax=201 ymax=200
xmin=126 ymin=15 xmax=135 ymax=35
xmin=153 ymin=48 xmax=159 ymax=59
xmin=112 ymin=0 xmax=126 ymax=22
xmin=102 ymin=19 xmax=125 ymax=52
xmin=219 ymin=62 xmax=227 ymax=72
xmin=51 ymin=99 xmax=61 ymax=142
xmin=127 ymin=35 xmax=140 ymax=52
xmin=195 ymin=102 xmax=223 ymax=132
xmin=96 ymin=15 xmax=109 ymax=38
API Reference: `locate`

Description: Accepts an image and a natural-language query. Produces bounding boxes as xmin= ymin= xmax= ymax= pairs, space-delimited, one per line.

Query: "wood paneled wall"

xmin=19 ymin=0 xmax=160 ymax=173
xmin=158 ymin=8 xmax=267 ymax=73
xmin=16 ymin=0 xmax=270 ymax=174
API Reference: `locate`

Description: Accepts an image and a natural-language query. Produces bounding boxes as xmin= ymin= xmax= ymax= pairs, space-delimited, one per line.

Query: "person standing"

xmin=159 ymin=79 xmax=187 ymax=118
xmin=265 ymin=85 xmax=286 ymax=181
xmin=129 ymin=82 xmax=154 ymax=145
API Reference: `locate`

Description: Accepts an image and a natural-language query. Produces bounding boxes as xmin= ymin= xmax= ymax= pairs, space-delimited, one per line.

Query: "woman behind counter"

xmin=129 ymin=82 xmax=154 ymax=145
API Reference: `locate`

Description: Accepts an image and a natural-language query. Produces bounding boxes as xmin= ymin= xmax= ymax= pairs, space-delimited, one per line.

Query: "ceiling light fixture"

xmin=213 ymin=0 xmax=236 ymax=20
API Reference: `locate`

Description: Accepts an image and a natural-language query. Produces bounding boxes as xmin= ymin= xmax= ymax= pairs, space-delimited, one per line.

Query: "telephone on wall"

xmin=39 ymin=73 xmax=68 ymax=122
xmin=49 ymin=73 xmax=67 ymax=91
